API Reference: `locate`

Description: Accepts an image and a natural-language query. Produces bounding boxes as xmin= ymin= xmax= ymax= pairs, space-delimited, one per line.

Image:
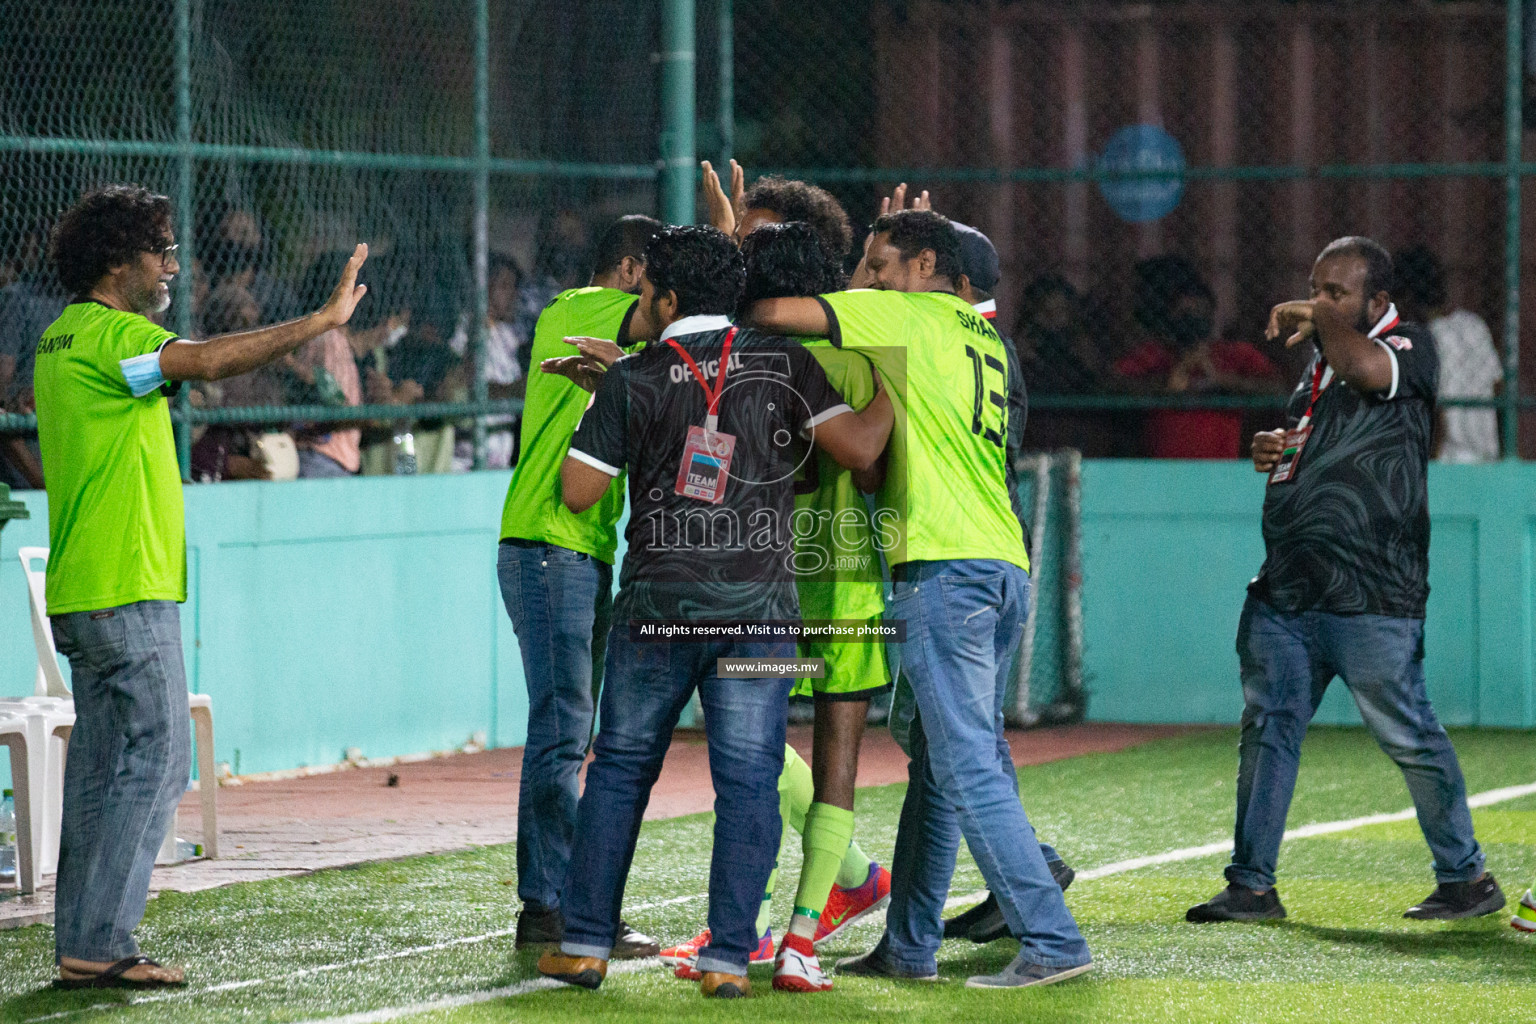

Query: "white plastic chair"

xmin=15 ymin=548 xmax=219 ymax=872
xmin=0 ymin=706 xmax=42 ymax=892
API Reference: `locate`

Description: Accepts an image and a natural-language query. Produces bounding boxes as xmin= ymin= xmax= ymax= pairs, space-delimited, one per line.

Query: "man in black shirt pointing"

xmin=1187 ymin=236 xmax=1502 ymax=925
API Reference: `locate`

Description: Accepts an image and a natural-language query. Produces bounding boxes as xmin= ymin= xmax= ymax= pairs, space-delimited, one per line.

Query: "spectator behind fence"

xmin=380 ymin=257 xmax=464 ymax=473
xmin=188 ymin=283 xmax=288 ymax=482
xmin=289 ymin=252 xmax=369 ymax=477
xmin=450 ymin=254 xmax=526 ymax=468
xmin=1394 ymin=245 xmax=1502 ymax=463
xmin=518 ymin=210 xmax=591 ymax=339
xmin=0 ymin=219 xmax=63 ymax=487
xmin=200 ymin=203 xmax=300 ymax=322
xmin=1112 ymin=255 xmax=1283 ymax=459
xmin=1013 ymin=273 xmax=1105 ymax=395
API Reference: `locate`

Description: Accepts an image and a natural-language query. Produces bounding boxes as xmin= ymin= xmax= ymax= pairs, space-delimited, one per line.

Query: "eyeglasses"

xmin=155 ymin=243 xmax=179 ymax=269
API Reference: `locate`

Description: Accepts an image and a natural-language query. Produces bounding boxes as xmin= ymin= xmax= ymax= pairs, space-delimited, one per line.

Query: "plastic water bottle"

xmin=393 ymin=431 xmax=418 ymax=475
xmin=0 ymin=789 xmax=15 ymax=883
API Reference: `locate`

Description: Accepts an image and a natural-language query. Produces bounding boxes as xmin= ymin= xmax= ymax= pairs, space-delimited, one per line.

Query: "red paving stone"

xmin=208 ymin=722 xmax=1201 ymax=825
xmin=1 ymin=723 xmax=1201 ymax=927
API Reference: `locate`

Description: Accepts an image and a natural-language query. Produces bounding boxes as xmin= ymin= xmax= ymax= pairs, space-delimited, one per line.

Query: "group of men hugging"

xmin=31 ymin=163 xmax=1504 ymax=994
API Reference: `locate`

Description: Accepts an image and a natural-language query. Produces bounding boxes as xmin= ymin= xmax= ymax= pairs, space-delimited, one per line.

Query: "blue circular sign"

xmin=1096 ymin=124 xmax=1186 ymax=224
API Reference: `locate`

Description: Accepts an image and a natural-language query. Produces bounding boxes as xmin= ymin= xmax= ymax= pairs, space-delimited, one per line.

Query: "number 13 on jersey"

xmin=965 ymin=344 xmax=1007 ymax=447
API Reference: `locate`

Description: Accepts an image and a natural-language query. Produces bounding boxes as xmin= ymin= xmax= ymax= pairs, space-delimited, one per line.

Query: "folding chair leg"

xmin=190 ymin=705 xmax=218 ymax=858
xmin=2 ymin=733 xmax=38 ymax=894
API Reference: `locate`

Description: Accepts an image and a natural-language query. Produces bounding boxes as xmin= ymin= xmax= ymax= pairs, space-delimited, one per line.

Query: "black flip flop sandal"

xmin=53 ymin=954 xmax=187 ymax=990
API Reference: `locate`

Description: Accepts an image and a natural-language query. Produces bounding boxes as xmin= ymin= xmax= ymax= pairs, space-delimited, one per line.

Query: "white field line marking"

xmin=941 ymin=778 xmax=1536 ymax=909
xmin=286 ymin=960 xmax=657 ymax=1024
xmin=20 ymin=892 xmax=708 ymax=1023
xmin=29 ymin=780 xmax=1536 ymax=1024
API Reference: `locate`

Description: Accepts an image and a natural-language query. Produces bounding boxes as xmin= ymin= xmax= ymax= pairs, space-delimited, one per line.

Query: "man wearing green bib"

xmin=496 ymin=215 xmax=663 ymax=957
xmin=745 ymin=210 xmax=1092 ymax=989
xmin=35 ymin=184 xmax=368 ymax=989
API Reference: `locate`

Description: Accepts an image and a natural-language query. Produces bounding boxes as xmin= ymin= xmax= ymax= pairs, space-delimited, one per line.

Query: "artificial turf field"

xmin=1 ymin=727 xmax=1534 ymax=1024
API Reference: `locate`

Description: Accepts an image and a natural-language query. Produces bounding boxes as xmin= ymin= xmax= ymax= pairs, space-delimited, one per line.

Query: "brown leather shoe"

xmin=537 ymin=952 xmax=607 ymax=990
xmin=701 ymin=971 xmax=750 ymax=998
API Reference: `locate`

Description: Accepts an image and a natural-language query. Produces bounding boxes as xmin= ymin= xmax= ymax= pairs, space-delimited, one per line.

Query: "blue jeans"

xmin=877 ymin=559 xmax=1089 ymax=974
xmin=51 ymin=601 xmax=191 ymax=963
xmin=297 ymin=448 xmax=353 ymax=478
xmin=1228 ymin=597 xmax=1484 ymax=891
xmin=560 ymin=630 xmax=792 ymax=975
xmin=888 ymin=628 xmax=1061 ymax=867
xmin=497 ymin=541 xmax=612 ymax=910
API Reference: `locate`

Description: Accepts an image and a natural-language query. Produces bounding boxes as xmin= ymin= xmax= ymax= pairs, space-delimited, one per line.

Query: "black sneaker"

xmin=943 ymin=893 xmax=998 ymax=939
xmin=956 ymin=861 xmax=1077 ymax=945
xmin=611 ymin=920 xmax=661 ymax=959
xmin=515 ymin=904 xmax=564 ymax=948
xmin=835 ymin=949 xmax=938 ymax=982
xmin=1403 ymin=873 xmax=1506 ymax=920
xmin=1186 ymin=883 xmax=1286 ymax=922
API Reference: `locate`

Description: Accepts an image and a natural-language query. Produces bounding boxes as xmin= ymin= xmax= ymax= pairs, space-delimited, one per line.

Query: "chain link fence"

xmin=6 ymin=0 xmax=1525 ymax=724
xmin=722 ymin=0 xmax=1529 ymax=461
xmin=0 ymin=0 xmax=658 ymax=483
xmin=3 ymin=0 xmax=1529 ymax=480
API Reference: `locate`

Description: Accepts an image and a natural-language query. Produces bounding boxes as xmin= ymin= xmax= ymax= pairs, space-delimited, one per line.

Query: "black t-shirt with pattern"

xmin=1249 ymin=316 xmax=1439 ymax=618
xmin=569 ymin=317 xmax=851 ymax=624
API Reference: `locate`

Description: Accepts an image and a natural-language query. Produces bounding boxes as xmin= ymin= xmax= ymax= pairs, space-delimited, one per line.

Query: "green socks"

xmin=837 ymin=836 xmax=874 ymax=889
xmin=757 ymin=745 xmax=815 ymax=938
xmin=794 ymin=802 xmax=856 ymax=920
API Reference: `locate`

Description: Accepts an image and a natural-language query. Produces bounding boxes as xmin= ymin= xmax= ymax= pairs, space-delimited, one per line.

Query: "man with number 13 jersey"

xmin=745 ymin=210 xmax=1091 ymax=990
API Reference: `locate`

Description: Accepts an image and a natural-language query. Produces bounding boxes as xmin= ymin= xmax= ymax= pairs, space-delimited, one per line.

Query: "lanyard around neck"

xmin=666 ymin=326 xmax=736 ymax=431
xmin=1300 ymin=360 xmax=1334 ymax=427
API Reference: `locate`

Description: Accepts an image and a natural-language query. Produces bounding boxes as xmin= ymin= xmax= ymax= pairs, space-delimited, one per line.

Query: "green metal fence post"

xmin=174 ymin=0 xmax=195 ymax=479
xmin=660 ymin=0 xmax=696 ymax=224
xmin=718 ymin=0 xmax=733 ymax=166
xmin=1504 ymin=0 xmax=1524 ymax=459
xmin=472 ymin=0 xmax=490 ymax=470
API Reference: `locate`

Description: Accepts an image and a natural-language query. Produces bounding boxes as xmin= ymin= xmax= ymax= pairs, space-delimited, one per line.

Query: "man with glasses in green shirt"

xmin=496 ymin=214 xmax=664 ymax=958
xmin=35 ymin=184 xmax=368 ymax=989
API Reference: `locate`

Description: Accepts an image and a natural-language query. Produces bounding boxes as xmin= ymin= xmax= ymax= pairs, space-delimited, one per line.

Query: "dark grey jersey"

xmin=1250 ymin=313 xmax=1438 ymax=618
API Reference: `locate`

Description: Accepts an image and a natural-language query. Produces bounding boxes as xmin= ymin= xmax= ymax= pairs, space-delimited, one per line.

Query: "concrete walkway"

xmin=0 ymin=723 xmax=1195 ymax=930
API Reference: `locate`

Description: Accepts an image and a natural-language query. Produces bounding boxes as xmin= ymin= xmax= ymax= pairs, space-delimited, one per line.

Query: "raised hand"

xmin=700 ymin=160 xmax=742 ymax=238
xmin=321 ymin=243 xmax=370 ymax=329
xmin=1266 ymin=300 xmax=1316 ymax=348
xmin=541 ymin=355 xmax=606 ymax=393
xmin=565 ymin=335 xmax=625 ymax=368
xmin=879 ymin=183 xmax=932 ymax=217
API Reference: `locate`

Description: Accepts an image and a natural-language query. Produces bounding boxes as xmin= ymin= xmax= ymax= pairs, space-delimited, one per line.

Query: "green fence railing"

xmin=0 ymin=0 xmax=1526 ymax=468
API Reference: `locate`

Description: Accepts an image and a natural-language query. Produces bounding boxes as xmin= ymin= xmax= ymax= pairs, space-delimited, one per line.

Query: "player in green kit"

xmin=745 ymin=210 xmax=1093 ymax=989
xmin=496 ymin=214 xmax=663 ymax=957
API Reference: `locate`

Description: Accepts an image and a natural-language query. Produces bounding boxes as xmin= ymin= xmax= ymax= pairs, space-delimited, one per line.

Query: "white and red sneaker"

xmin=814 ymin=862 xmax=893 ymax=947
xmin=773 ymin=932 xmax=833 ymax=993
xmin=672 ymin=928 xmax=774 ymax=980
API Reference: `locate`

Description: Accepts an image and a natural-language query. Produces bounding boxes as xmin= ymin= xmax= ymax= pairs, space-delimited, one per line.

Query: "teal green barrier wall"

xmin=0 ymin=474 xmax=527 ymax=781
xmin=1079 ymin=460 xmax=1536 ymax=728
xmin=2 ymin=461 xmax=1531 ymax=794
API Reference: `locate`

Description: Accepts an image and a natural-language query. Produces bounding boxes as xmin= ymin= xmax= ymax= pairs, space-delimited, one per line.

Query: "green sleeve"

xmin=817 ymin=289 xmax=911 ymax=350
